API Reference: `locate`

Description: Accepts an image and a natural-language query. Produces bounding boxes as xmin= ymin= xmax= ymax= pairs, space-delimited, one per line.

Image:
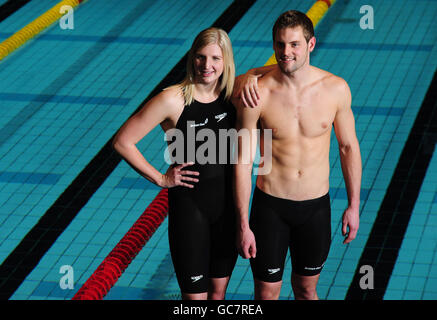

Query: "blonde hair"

xmin=168 ymin=27 xmax=235 ymax=106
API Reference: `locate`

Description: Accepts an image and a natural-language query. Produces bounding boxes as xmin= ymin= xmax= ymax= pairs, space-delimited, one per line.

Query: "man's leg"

xmin=291 ymin=272 xmax=320 ymax=300
xmin=289 ymin=193 xmax=331 ymax=300
xmin=208 ymin=276 xmax=231 ymax=300
xmin=254 ymin=279 xmax=282 ymax=300
xmin=182 ymin=292 xmax=208 ymax=300
xmin=249 ymin=187 xmax=290 ymax=300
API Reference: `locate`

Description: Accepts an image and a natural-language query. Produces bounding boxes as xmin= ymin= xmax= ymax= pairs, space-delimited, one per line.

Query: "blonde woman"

xmin=113 ymin=28 xmax=237 ymax=300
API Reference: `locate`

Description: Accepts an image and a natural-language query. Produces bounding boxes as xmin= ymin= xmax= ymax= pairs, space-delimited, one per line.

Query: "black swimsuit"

xmin=249 ymin=187 xmax=331 ymax=281
xmin=167 ymin=93 xmax=237 ymax=293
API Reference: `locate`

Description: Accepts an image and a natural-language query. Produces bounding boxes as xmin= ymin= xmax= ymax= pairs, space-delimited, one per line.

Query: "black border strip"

xmin=0 ymin=0 xmax=256 ymax=300
xmin=0 ymin=0 xmax=31 ymax=23
xmin=346 ymin=70 xmax=437 ymax=300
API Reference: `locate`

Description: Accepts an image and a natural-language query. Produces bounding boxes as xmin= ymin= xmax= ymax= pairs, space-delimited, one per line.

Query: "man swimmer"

xmin=232 ymin=10 xmax=362 ymax=300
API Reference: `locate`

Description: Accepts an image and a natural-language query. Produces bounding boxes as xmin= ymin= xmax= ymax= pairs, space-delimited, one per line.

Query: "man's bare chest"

xmin=260 ymin=94 xmax=337 ymax=139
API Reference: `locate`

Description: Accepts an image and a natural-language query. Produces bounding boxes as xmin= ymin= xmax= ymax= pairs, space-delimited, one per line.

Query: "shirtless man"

xmin=232 ymin=10 xmax=362 ymax=300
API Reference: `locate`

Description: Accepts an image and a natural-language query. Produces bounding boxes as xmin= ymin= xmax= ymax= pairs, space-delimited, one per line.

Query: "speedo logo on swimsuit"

xmin=190 ymin=118 xmax=208 ymax=128
xmin=191 ymin=275 xmax=203 ymax=283
xmin=267 ymin=268 xmax=281 ymax=275
xmin=215 ymin=112 xmax=227 ymax=122
xmin=188 ymin=113 xmax=227 ymax=127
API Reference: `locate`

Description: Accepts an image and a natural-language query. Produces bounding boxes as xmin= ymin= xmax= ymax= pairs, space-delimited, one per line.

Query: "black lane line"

xmin=0 ymin=0 xmax=256 ymax=300
xmin=345 ymin=70 xmax=437 ymax=300
xmin=0 ymin=0 xmax=30 ymax=23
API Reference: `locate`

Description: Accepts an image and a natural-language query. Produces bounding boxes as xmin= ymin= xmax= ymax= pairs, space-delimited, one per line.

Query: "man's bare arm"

xmin=231 ymin=95 xmax=262 ymax=258
xmin=333 ymin=79 xmax=362 ymax=244
xmin=233 ymin=64 xmax=276 ymax=108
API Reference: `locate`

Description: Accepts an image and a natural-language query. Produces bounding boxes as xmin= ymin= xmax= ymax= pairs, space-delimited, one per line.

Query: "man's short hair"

xmin=272 ymin=10 xmax=314 ymax=43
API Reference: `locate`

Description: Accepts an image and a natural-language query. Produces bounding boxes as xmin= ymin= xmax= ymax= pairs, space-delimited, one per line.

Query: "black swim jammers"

xmin=249 ymin=187 xmax=331 ymax=282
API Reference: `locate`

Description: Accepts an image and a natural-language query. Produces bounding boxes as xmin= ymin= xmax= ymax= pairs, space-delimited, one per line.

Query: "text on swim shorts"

xmin=164 ymin=123 xmax=273 ymax=175
xmin=304 ymin=261 xmax=325 ymax=271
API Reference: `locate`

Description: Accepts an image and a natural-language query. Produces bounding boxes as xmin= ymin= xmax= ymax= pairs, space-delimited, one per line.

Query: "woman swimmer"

xmin=113 ymin=28 xmax=237 ymax=300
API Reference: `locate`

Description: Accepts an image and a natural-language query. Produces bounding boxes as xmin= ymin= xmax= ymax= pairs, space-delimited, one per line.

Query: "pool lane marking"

xmin=345 ymin=69 xmax=437 ymax=300
xmin=0 ymin=0 xmax=31 ymax=23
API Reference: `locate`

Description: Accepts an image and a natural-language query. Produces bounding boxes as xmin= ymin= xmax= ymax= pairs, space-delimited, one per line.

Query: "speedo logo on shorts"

xmin=191 ymin=275 xmax=203 ymax=283
xmin=267 ymin=268 xmax=280 ymax=275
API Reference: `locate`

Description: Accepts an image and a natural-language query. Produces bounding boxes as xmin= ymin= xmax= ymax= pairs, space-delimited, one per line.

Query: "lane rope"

xmin=0 ymin=0 xmax=86 ymax=61
xmin=72 ymin=189 xmax=168 ymax=300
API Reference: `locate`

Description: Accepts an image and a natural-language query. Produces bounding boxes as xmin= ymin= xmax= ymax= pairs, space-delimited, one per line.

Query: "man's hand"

xmin=237 ymin=226 xmax=257 ymax=259
xmin=233 ymin=73 xmax=260 ymax=108
xmin=342 ymin=206 xmax=359 ymax=244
